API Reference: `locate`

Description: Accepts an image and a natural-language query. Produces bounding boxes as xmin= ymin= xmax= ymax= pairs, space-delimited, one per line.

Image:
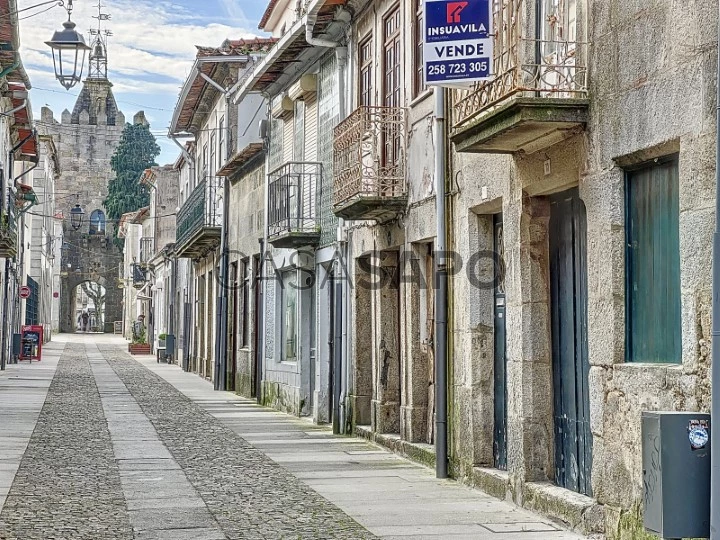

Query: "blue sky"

xmin=18 ymin=0 xmax=267 ymax=164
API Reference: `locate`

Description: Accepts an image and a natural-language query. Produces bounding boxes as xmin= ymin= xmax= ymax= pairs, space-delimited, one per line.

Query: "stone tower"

xmin=42 ymin=38 xmax=150 ymax=333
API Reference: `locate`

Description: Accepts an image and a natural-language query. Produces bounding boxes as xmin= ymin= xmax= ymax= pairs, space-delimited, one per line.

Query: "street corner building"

xmin=146 ymin=0 xmax=718 ymax=538
xmin=0 ymin=0 xmax=56 ymax=368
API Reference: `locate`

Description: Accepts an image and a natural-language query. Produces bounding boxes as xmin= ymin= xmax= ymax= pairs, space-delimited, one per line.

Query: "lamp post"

xmin=70 ymin=203 xmax=84 ymax=231
xmin=45 ymin=0 xmax=90 ymax=91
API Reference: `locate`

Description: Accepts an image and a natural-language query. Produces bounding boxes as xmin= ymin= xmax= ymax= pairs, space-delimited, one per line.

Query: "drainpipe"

xmin=169 ymin=134 xmax=194 ymax=165
xmin=0 ymin=54 xmax=21 ymax=81
xmin=306 ymin=8 xmax=350 ymax=431
xmin=710 ymin=0 xmax=720 ymax=534
xmin=305 ymin=13 xmax=340 ymax=49
xmin=5 ymin=99 xmax=28 ymax=118
xmin=434 ymin=87 xmax=448 ymax=479
xmin=334 ymin=46 xmax=350 ymax=434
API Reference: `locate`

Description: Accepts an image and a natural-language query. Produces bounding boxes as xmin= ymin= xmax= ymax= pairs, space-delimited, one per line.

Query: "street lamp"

xmin=45 ymin=0 xmax=90 ymax=90
xmin=70 ymin=204 xmax=85 ymax=231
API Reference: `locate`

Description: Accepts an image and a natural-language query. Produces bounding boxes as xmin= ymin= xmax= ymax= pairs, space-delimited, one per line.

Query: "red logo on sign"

xmin=19 ymin=286 xmax=31 ymax=299
xmin=447 ymin=1 xmax=468 ymax=23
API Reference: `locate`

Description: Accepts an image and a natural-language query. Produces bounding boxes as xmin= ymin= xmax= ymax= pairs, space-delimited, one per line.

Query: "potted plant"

xmin=128 ymin=327 xmax=151 ymax=355
xmin=158 ymin=333 xmax=167 ymax=348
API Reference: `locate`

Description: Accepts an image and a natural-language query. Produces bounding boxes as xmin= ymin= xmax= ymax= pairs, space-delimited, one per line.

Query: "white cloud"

xmin=17 ymin=0 xmax=263 ymax=163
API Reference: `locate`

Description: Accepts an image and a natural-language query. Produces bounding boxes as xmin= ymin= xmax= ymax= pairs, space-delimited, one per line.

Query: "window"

xmin=359 ymin=36 xmax=373 ymax=107
xmin=383 ymin=7 xmax=402 ymax=169
xmin=625 ymin=156 xmax=681 ymax=363
xmin=218 ymin=117 xmax=225 ymax=168
xmin=280 ymin=269 xmax=298 ymax=361
xmin=89 ymin=210 xmax=106 ymax=235
xmin=383 ymin=7 xmax=401 ymax=108
xmin=293 ymin=100 xmax=305 ymax=162
xmin=413 ymin=0 xmax=425 ymax=98
xmin=202 ymin=144 xmax=208 ymax=178
xmin=210 ymin=132 xmax=216 ymax=176
xmin=240 ymin=259 xmax=250 ymax=348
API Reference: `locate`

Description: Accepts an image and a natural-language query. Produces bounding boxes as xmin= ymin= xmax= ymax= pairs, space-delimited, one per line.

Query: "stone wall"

xmin=228 ymin=156 xmax=265 ymax=397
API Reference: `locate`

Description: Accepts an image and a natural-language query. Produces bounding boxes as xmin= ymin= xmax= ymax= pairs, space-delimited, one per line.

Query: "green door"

xmin=550 ymin=189 xmax=592 ymax=496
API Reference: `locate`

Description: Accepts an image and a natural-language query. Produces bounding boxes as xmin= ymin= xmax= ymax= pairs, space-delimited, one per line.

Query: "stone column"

xmin=505 ymin=193 xmax=554 ymax=487
xmin=371 ymin=250 xmax=401 ymax=434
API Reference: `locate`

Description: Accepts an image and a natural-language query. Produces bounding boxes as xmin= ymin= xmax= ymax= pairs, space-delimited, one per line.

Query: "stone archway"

xmin=71 ymin=281 xmax=107 ymax=332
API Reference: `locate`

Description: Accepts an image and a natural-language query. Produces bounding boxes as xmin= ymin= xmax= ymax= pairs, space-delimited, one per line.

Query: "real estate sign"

xmin=424 ymin=0 xmax=493 ymax=86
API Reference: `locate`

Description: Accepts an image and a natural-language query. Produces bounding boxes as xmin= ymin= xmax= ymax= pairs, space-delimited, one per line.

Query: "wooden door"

xmin=550 ymin=188 xmax=592 ymax=496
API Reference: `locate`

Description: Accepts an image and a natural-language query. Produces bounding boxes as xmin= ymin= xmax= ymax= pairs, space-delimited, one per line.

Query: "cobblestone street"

xmin=0 ymin=335 xmax=587 ymax=540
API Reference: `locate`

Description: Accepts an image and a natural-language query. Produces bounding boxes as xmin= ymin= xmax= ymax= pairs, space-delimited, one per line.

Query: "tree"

xmin=103 ymin=120 xmax=160 ymax=248
xmin=80 ymin=282 xmax=106 ymax=330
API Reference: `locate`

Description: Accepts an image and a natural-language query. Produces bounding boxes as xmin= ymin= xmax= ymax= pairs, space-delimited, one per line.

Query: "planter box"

xmin=128 ymin=343 xmax=151 ymax=355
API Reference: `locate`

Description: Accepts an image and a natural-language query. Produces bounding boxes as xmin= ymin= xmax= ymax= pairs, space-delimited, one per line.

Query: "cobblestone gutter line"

xmin=0 ymin=351 xmax=133 ymax=540
xmin=101 ymin=347 xmax=376 ymax=540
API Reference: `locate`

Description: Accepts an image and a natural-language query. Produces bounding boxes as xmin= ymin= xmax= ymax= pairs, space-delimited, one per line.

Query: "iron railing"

xmin=333 ymin=106 xmax=407 ymax=207
xmin=0 ymin=190 xmax=18 ymax=257
xmin=175 ymin=176 xmax=223 ymax=248
xmin=453 ymin=0 xmax=588 ymax=129
xmin=267 ymin=162 xmax=321 ymax=241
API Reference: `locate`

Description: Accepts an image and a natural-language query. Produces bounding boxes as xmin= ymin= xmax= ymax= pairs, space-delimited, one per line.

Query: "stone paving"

xmin=0 ymin=347 xmax=133 ymax=540
xmin=0 ymin=335 xmax=589 ymax=540
xmin=98 ymin=343 xmax=375 ymax=540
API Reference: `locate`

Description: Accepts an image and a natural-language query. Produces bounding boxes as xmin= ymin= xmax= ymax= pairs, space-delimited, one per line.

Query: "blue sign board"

xmin=423 ymin=0 xmax=493 ymax=86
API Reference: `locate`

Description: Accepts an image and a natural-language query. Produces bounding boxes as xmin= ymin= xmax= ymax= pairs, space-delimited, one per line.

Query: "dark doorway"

xmin=227 ymin=261 xmax=238 ymax=392
xmin=549 ymin=188 xmax=592 ymax=496
xmin=253 ymin=254 xmax=263 ymax=402
xmin=493 ymin=214 xmax=508 ymax=470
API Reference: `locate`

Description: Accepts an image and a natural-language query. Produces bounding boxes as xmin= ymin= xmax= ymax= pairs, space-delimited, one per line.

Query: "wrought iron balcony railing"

xmin=0 ymin=191 xmax=19 ymax=258
xmin=175 ymin=176 xmax=223 ymax=257
xmin=452 ymin=0 xmax=588 ymax=131
xmin=333 ymin=106 xmax=408 ymax=222
xmin=267 ymin=162 xmax=321 ymax=248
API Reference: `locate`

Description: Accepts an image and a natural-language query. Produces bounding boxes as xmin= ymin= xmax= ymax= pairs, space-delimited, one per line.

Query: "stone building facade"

xmin=40 ymin=77 xmax=130 ymax=334
xmin=161 ymin=0 xmax=717 ymax=536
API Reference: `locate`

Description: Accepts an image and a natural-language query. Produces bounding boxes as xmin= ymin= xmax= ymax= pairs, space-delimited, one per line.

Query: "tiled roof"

xmin=258 ymin=0 xmax=279 ymax=30
xmin=248 ymin=4 xmax=337 ymax=94
xmin=172 ymin=40 xmax=276 ymax=134
xmin=0 ymin=0 xmax=31 ymax=88
xmin=8 ymin=83 xmax=37 ymax=161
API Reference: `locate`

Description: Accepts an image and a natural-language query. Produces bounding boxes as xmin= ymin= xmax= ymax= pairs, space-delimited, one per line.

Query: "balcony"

xmin=452 ymin=0 xmax=588 ymax=154
xmin=0 ymin=193 xmax=18 ymax=258
xmin=267 ymin=162 xmax=321 ymax=249
xmin=175 ymin=177 xmax=223 ymax=258
xmin=333 ymin=106 xmax=408 ymax=222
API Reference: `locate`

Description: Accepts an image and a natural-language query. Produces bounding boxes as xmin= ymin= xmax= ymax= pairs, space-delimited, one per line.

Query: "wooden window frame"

xmin=413 ymin=0 xmax=425 ymax=98
xmin=383 ymin=6 xmax=401 ymax=109
xmin=624 ymin=154 xmax=681 ymax=364
xmin=358 ymin=35 xmax=373 ymax=107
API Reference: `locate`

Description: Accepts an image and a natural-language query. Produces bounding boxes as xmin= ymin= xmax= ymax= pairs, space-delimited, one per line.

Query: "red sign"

xmin=19 ymin=286 xmax=31 ymax=299
xmin=20 ymin=325 xmax=43 ymax=361
xmin=53 ymin=292 xmax=59 ymax=298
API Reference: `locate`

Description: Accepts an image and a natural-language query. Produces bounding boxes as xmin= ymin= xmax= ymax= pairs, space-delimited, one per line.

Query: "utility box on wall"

xmin=642 ymin=411 xmax=711 ymax=539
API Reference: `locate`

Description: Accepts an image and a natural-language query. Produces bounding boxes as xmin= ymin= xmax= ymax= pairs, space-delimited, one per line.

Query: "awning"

xmin=217 ymin=143 xmax=264 ymax=177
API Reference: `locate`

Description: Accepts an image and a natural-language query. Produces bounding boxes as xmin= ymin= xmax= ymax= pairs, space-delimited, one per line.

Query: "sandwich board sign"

xmin=424 ymin=0 xmax=494 ymax=86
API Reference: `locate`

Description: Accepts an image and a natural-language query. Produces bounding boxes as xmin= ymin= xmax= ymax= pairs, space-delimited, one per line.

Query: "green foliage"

xmin=158 ymin=333 xmax=167 ymax=341
xmin=103 ymin=122 xmax=160 ymax=249
xmin=132 ymin=326 xmax=147 ymax=345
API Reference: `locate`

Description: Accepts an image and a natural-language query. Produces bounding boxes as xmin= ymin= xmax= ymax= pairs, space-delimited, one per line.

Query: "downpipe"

xmin=434 ymin=87 xmax=448 ymax=478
